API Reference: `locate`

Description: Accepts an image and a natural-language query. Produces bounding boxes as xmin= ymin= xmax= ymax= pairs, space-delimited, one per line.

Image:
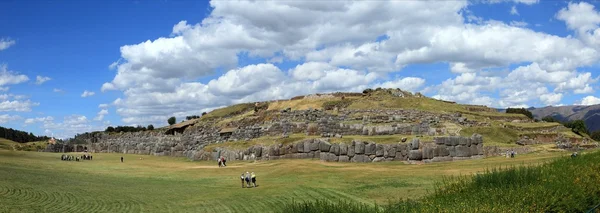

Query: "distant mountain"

xmin=528 ymin=105 xmax=600 ymax=132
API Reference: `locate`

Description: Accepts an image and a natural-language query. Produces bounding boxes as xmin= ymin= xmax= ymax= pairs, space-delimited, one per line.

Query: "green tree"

xmin=564 ymin=120 xmax=588 ymax=135
xmin=147 ymin=124 xmax=154 ymax=130
xmin=506 ymin=108 xmax=534 ymax=119
xmin=168 ymin=117 xmax=176 ymax=125
xmin=542 ymin=116 xmax=559 ymax=123
xmin=105 ymin=126 xmax=115 ymax=132
xmin=590 ymin=131 xmax=600 ymax=141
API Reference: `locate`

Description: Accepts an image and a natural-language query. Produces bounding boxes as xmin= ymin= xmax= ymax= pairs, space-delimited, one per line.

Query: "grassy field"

xmin=284 ymin=149 xmax=600 ymax=212
xmin=0 ymin=149 xmax=571 ymax=213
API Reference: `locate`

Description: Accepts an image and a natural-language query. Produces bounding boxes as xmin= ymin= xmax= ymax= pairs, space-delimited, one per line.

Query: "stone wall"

xmin=193 ymin=134 xmax=484 ymax=163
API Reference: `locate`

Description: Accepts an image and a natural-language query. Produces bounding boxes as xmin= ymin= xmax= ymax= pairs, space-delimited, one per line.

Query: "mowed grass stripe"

xmin=0 ymin=150 xmax=571 ymax=212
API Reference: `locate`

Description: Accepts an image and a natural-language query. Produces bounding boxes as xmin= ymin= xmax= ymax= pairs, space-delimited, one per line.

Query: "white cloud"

xmin=98 ymin=104 xmax=109 ymax=108
xmin=0 ymin=87 xmax=7 ymax=92
xmin=510 ymin=6 xmax=519 ymax=15
xmin=510 ymin=21 xmax=528 ymax=27
xmin=0 ymin=64 xmax=29 ymax=86
xmin=0 ymin=38 xmax=15 ymax=51
xmin=0 ymin=100 xmax=39 ymax=112
xmin=98 ymin=0 xmax=600 ymax=125
xmin=557 ymin=2 xmax=600 ymax=48
xmin=24 ymin=116 xmax=54 ymax=125
xmin=0 ymin=114 xmax=22 ymax=124
xmin=94 ymin=109 xmax=108 ymax=121
xmin=53 ymin=88 xmax=63 ymax=93
xmin=578 ymin=96 xmax=600 ymax=105
xmin=81 ymin=90 xmax=95 ymax=97
xmin=39 ymin=115 xmax=105 ymax=139
xmin=35 ymin=76 xmax=51 ymax=85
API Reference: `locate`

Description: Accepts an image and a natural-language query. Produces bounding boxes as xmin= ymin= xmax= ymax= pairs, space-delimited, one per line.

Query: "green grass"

xmin=0 ymin=150 xmax=568 ymax=213
xmin=282 ymin=150 xmax=600 ymax=213
xmin=460 ymin=127 xmax=520 ymax=146
xmin=0 ymin=138 xmax=48 ymax=151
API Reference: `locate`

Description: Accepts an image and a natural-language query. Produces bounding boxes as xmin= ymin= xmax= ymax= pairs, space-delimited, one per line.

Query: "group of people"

xmin=241 ymin=171 xmax=257 ymax=188
xmin=505 ymin=150 xmax=517 ymax=158
xmin=61 ymin=154 xmax=92 ymax=161
xmin=218 ymin=156 xmax=227 ymax=167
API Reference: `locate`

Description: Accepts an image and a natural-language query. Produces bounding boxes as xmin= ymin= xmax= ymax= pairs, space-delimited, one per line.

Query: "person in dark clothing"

xmin=221 ymin=156 xmax=227 ymax=167
xmin=120 ymin=156 xmax=123 ymax=163
xmin=240 ymin=173 xmax=245 ymax=188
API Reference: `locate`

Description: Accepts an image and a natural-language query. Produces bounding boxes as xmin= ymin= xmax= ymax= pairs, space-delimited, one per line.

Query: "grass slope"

xmin=0 ymin=150 xmax=566 ymax=213
xmin=0 ymin=138 xmax=47 ymax=151
xmin=283 ymin=149 xmax=600 ymax=212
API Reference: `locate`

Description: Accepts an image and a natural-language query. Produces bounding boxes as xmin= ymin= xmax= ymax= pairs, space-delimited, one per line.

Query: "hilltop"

xmin=528 ymin=104 xmax=600 ymax=132
xmin=69 ymin=88 xmax=594 ymax=162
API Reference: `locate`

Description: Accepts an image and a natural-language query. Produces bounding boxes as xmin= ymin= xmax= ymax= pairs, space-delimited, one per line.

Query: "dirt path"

xmin=188 ymin=166 xmax=243 ymax=169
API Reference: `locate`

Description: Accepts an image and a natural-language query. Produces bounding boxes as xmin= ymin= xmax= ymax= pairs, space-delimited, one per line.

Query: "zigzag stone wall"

xmin=193 ymin=134 xmax=484 ymax=163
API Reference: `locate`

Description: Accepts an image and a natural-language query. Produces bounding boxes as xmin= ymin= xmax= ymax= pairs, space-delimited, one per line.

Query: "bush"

xmin=147 ymin=124 xmax=154 ymax=131
xmin=541 ymin=116 xmax=559 ymax=123
xmin=563 ymin=120 xmax=589 ymax=135
xmin=506 ymin=108 xmax=534 ymax=119
xmin=168 ymin=117 xmax=176 ymax=125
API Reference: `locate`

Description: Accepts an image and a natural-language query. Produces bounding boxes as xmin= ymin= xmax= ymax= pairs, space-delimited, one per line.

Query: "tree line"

xmin=105 ymin=125 xmax=154 ymax=133
xmin=506 ymin=108 xmax=600 ymax=141
xmin=0 ymin=126 xmax=50 ymax=143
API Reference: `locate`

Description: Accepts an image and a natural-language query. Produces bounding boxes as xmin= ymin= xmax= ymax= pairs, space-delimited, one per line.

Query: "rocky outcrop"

xmin=190 ymin=134 xmax=484 ymax=163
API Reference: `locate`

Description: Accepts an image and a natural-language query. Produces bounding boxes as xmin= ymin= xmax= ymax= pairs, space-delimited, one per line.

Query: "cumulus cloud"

xmin=0 ymin=99 xmax=39 ymax=112
xmin=578 ymin=96 xmax=600 ymax=105
xmin=24 ymin=116 xmax=54 ymax=125
xmin=0 ymin=64 xmax=29 ymax=86
xmin=94 ymin=109 xmax=108 ymax=121
xmin=35 ymin=76 xmax=51 ymax=85
xmin=98 ymin=104 xmax=109 ymax=108
xmin=99 ymin=0 xmax=600 ymax=125
xmin=81 ymin=90 xmax=95 ymax=97
xmin=0 ymin=114 xmax=21 ymax=124
xmin=53 ymin=88 xmax=63 ymax=93
xmin=0 ymin=38 xmax=15 ymax=51
xmin=39 ymin=115 xmax=106 ymax=139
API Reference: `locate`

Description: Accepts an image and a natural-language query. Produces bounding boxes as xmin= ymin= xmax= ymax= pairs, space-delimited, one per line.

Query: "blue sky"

xmin=1 ymin=0 xmax=600 ymax=139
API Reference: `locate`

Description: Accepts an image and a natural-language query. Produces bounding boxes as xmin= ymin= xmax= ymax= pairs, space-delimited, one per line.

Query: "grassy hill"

xmin=177 ymin=89 xmax=590 ymax=150
xmin=0 ymin=138 xmax=48 ymax=151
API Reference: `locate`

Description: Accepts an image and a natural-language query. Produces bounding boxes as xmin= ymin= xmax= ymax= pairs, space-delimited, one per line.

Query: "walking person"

xmin=245 ymin=172 xmax=251 ymax=188
xmin=218 ymin=157 xmax=222 ymax=167
xmin=121 ymin=156 xmax=124 ymax=163
xmin=251 ymin=172 xmax=257 ymax=187
xmin=240 ymin=173 xmax=246 ymax=188
xmin=221 ymin=156 xmax=227 ymax=167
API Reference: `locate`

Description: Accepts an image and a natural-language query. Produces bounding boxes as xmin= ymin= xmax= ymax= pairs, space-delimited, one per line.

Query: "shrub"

xmin=506 ymin=108 xmax=534 ymax=119
xmin=147 ymin=124 xmax=154 ymax=131
xmin=168 ymin=117 xmax=176 ymax=125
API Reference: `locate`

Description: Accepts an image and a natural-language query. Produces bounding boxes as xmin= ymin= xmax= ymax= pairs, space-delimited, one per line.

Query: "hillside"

xmin=71 ymin=88 xmax=594 ymax=162
xmin=529 ymin=105 xmax=600 ymax=132
xmin=0 ymin=138 xmax=49 ymax=151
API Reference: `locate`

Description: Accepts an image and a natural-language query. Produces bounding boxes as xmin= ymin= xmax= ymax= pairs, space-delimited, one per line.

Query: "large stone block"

xmin=339 ymin=143 xmax=348 ymax=155
xmin=455 ymin=145 xmax=471 ymax=157
xmin=386 ymin=144 xmax=396 ymax=158
xmin=310 ymin=141 xmax=320 ymax=151
xmin=329 ymin=144 xmax=340 ymax=155
xmin=375 ymin=144 xmax=384 ymax=157
xmin=351 ymin=154 xmax=365 ymax=163
xmin=365 ymin=142 xmax=376 ymax=155
xmin=477 ymin=143 xmax=483 ymax=155
xmin=434 ymin=137 xmax=446 ymax=145
xmin=319 ymin=152 xmax=328 ymax=161
xmin=320 ymin=140 xmax=332 ymax=152
xmin=409 ymin=150 xmax=422 ymax=160
xmin=458 ymin=137 xmax=468 ymax=146
xmin=254 ymin=146 xmax=263 ymax=157
xmin=410 ymin=139 xmax=420 ymax=150
xmin=448 ymin=146 xmax=456 ymax=157
xmin=338 ymin=155 xmax=350 ymax=162
xmin=470 ymin=144 xmax=478 ymax=156
xmin=279 ymin=144 xmax=286 ymax=155
xmin=327 ymin=153 xmax=339 ymax=162
xmin=355 ymin=141 xmax=365 ymax=154
xmin=291 ymin=143 xmax=298 ymax=154
xmin=433 ymin=146 xmax=450 ymax=157
xmin=422 ymin=147 xmax=433 ymax=159
xmin=348 ymin=143 xmax=355 ymax=157
xmin=303 ymin=140 xmax=312 ymax=153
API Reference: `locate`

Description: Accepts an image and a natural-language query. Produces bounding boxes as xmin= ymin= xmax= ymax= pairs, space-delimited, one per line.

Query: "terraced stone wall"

xmin=194 ymin=134 xmax=484 ymax=163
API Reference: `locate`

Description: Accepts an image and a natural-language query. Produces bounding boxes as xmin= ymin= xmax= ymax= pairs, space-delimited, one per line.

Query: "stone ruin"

xmin=193 ymin=134 xmax=484 ymax=163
